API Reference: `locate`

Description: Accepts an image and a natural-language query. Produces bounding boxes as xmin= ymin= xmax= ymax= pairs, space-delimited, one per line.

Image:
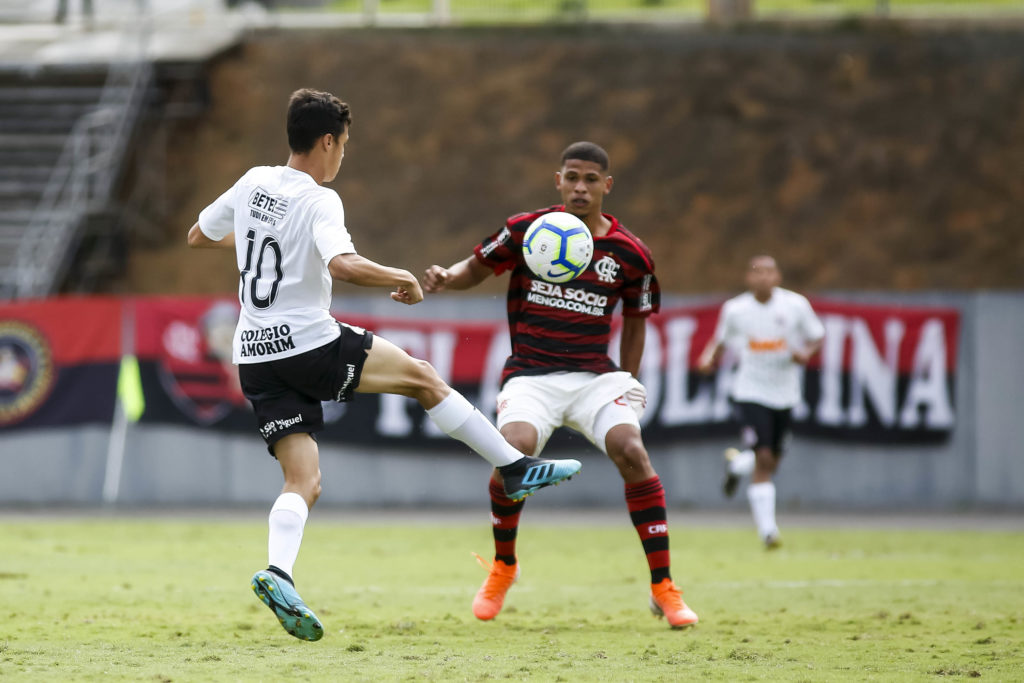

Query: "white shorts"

xmin=495 ymin=371 xmax=645 ymax=455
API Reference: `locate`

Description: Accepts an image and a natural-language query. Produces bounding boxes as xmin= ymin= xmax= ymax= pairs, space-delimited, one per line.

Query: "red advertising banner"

xmin=0 ymin=297 xmax=121 ymax=429
xmin=0 ymin=295 xmax=959 ymax=443
xmin=132 ymin=296 xmax=960 ymax=446
xmin=648 ymin=301 xmax=960 ymax=443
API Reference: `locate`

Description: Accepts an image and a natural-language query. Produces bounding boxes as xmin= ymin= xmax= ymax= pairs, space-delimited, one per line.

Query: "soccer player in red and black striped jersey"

xmin=423 ymin=141 xmax=698 ymax=628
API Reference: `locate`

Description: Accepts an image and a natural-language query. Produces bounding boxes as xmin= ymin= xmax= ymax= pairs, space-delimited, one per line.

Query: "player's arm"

xmin=186 ymin=222 xmax=235 ymax=249
xmin=697 ymin=338 xmax=725 ymax=374
xmin=328 ymin=253 xmax=424 ymax=305
xmin=422 ymin=255 xmax=491 ymax=293
xmin=791 ymin=299 xmax=825 ymax=365
xmin=698 ymin=304 xmax=731 ymax=374
xmin=619 ymin=316 xmax=647 ymax=378
xmin=791 ymin=336 xmax=823 ymax=366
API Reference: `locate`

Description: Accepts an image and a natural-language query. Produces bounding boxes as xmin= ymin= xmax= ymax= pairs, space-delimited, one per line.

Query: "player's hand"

xmin=791 ymin=350 xmax=812 ymax=366
xmin=422 ymin=265 xmax=451 ymax=293
xmin=391 ymin=276 xmax=424 ymax=305
xmin=697 ymin=357 xmax=716 ymax=375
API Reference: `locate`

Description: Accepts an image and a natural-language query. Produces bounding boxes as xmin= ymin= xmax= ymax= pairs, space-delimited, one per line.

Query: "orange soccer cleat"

xmin=649 ymin=578 xmax=699 ymax=629
xmin=471 ymin=553 xmax=521 ymax=621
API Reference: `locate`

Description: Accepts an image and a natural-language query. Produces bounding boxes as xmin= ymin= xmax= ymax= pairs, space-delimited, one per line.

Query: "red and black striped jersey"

xmin=473 ymin=205 xmax=660 ymax=386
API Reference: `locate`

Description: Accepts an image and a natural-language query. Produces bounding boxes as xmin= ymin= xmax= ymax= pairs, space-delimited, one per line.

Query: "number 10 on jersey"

xmin=240 ymin=228 xmax=283 ymax=310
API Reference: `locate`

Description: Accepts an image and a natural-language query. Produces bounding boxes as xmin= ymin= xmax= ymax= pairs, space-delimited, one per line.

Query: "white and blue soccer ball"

xmin=522 ymin=212 xmax=594 ymax=284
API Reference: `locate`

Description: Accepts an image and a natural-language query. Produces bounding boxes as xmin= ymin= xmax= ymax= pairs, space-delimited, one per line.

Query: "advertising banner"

xmin=0 ymin=297 xmax=121 ymax=430
xmin=646 ymin=301 xmax=959 ymax=444
xmin=132 ymin=297 xmax=959 ymax=447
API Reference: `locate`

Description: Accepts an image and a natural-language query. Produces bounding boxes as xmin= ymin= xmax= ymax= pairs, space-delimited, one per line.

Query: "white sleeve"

xmin=310 ymin=192 xmax=356 ymax=264
xmin=798 ymin=296 xmax=825 ymax=342
xmin=197 ymin=183 xmax=238 ymax=241
xmin=712 ymin=301 xmax=734 ymax=346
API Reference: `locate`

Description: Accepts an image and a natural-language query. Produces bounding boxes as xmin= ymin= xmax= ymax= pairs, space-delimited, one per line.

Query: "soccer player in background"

xmin=423 ymin=141 xmax=698 ymax=629
xmin=186 ymin=89 xmax=581 ymax=641
xmin=698 ymin=255 xmax=824 ymax=549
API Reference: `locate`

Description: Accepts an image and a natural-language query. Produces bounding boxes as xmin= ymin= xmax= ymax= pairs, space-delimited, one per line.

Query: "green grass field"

xmin=1 ymin=513 xmax=1022 ymax=681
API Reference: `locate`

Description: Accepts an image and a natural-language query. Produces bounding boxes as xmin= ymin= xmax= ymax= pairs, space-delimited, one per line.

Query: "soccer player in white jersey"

xmin=186 ymin=88 xmax=581 ymax=641
xmin=698 ymin=255 xmax=824 ymax=549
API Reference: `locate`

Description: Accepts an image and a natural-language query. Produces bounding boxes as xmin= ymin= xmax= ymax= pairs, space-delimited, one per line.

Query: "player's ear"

xmin=604 ymin=175 xmax=614 ymax=194
xmin=554 ymin=170 xmax=563 ymax=189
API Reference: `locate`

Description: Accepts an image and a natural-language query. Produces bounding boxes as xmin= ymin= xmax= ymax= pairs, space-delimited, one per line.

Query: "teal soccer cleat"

xmin=499 ymin=455 xmax=582 ymax=502
xmin=251 ymin=567 xmax=324 ymax=641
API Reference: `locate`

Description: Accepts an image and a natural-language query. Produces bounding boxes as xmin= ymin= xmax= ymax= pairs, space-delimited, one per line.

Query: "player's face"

xmin=323 ymin=127 xmax=349 ymax=183
xmin=556 ymin=159 xmax=612 ymax=219
xmin=746 ymin=257 xmax=781 ymax=295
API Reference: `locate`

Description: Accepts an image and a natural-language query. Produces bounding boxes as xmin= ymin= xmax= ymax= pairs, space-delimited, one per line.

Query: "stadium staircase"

xmin=0 ymin=59 xmax=153 ymax=299
xmin=0 ymin=0 xmax=231 ymax=299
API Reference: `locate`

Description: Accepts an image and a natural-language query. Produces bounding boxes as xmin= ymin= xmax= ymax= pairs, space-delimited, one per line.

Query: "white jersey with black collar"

xmin=198 ymin=165 xmax=356 ymax=364
xmin=712 ymin=287 xmax=824 ymax=409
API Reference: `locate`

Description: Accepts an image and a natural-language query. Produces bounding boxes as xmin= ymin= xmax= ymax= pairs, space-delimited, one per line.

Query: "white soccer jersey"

xmin=713 ymin=287 xmax=825 ymax=409
xmin=198 ymin=165 xmax=356 ymax=364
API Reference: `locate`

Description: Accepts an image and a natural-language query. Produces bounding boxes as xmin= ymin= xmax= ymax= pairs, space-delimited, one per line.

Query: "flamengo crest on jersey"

xmin=473 ymin=205 xmax=660 ymax=384
xmin=198 ymin=166 xmax=357 ymax=364
xmin=594 ymin=255 xmax=620 ymax=283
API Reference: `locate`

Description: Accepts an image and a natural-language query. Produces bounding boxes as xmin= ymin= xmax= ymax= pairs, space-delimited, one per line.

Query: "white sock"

xmin=729 ymin=449 xmax=756 ymax=476
xmin=747 ymin=481 xmax=778 ymax=540
xmin=268 ymin=492 xmax=308 ymax=579
xmin=426 ymin=391 xmax=525 ymax=467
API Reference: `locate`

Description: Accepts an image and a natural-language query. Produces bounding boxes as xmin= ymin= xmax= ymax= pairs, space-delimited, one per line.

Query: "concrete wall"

xmin=2 ymin=292 xmax=1022 ymax=510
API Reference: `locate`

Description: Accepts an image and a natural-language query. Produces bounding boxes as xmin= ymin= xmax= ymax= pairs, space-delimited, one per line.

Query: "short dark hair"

xmin=561 ymin=141 xmax=609 ymax=172
xmin=286 ymin=89 xmax=352 ymax=154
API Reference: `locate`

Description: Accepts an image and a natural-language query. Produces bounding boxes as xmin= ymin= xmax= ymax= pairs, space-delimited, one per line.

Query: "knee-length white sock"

xmin=426 ymin=391 xmax=524 ymax=467
xmin=747 ymin=481 xmax=778 ymax=541
xmin=268 ymin=492 xmax=308 ymax=579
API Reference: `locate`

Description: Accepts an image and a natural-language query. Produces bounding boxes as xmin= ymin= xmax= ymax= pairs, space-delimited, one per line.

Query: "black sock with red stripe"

xmin=489 ymin=474 xmax=525 ymax=565
xmin=626 ymin=475 xmax=671 ymax=584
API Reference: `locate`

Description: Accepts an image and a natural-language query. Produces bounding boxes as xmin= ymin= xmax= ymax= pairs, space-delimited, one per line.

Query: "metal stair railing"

xmin=9 ymin=20 xmax=153 ymax=299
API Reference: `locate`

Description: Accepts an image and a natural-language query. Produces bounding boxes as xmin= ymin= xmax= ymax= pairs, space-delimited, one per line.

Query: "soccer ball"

xmin=522 ymin=212 xmax=594 ymax=284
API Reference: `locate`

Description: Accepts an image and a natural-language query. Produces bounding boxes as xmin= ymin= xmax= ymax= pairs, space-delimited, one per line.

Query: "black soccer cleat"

xmin=499 ymin=455 xmax=581 ymax=502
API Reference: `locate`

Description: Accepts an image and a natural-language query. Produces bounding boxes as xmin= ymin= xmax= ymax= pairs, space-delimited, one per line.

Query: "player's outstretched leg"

xmin=251 ymin=566 xmax=324 ymax=641
xmin=360 ymin=343 xmax=584 ymax=497
xmin=497 ymin=455 xmax=581 ymax=502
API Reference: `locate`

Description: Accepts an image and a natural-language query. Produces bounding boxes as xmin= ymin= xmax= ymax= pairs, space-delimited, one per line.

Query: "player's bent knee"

xmin=406 ymin=359 xmax=449 ymax=402
xmin=499 ymin=422 xmax=538 ymax=457
xmin=615 ymin=440 xmax=649 ymax=467
xmin=607 ymin=435 xmax=652 ymax=478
